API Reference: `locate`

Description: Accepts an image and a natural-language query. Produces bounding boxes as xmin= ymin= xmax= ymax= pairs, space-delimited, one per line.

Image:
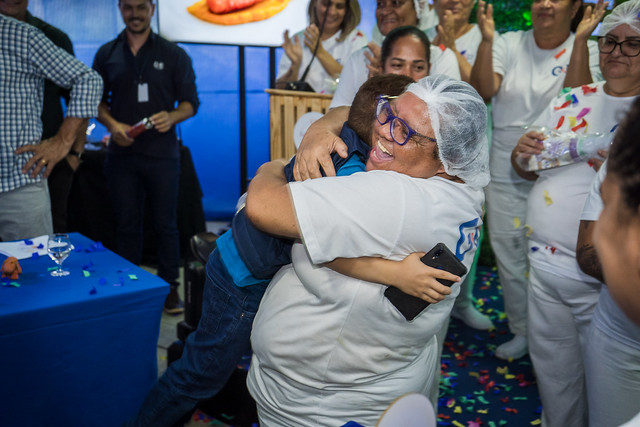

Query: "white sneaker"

xmin=451 ymin=305 xmax=494 ymax=330
xmin=495 ymin=335 xmax=528 ymax=360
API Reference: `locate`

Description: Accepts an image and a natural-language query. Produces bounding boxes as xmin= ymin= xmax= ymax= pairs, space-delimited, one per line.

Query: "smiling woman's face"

xmin=314 ymin=0 xmax=348 ymax=36
xmin=383 ymin=35 xmax=430 ymax=81
xmin=366 ymin=92 xmax=444 ymax=179
xmin=530 ymin=0 xmax=579 ymax=34
xmin=376 ymin=0 xmax=419 ymax=36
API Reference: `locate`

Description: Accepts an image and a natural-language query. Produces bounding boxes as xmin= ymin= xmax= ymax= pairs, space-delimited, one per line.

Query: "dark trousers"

xmin=104 ymin=152 xmax=180 ymax=283
xmin=47 ymin=158 xmax=75 ymax=233
xmin=125 ymin=249 xmax=267 ymax=426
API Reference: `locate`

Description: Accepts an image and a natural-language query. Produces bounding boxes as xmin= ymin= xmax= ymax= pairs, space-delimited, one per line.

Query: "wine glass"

xmin=47 ymin=234 xmax=72 ymax=277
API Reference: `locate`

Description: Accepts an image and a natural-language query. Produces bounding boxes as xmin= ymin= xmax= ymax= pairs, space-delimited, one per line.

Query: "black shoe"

xmin=164 ymin=286 xmax=184 ymax=315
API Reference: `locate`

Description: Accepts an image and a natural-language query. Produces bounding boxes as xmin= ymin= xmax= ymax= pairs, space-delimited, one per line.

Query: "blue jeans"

xmin=104 ymin=153 xmax=180 ymax=283
xmin=126 ymin=249 xmax=268 ymax=426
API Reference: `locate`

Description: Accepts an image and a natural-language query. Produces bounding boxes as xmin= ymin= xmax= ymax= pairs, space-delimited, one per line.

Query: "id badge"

xmin=138 ymin=83 xmax=149 ymax=103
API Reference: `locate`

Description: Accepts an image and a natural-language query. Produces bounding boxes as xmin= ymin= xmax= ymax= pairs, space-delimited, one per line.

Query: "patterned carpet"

xmin=184 ymin=265 xmax=542 ymax=427
xmin=437 ymin=266 xmax=542 ymax=427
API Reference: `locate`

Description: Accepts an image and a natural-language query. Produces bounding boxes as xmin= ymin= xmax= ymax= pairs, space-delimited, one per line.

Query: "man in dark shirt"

xmin=93 ymin=0 xmax=199 ymax=313
xmin=0 ymin=0 xmax=87 ymax=233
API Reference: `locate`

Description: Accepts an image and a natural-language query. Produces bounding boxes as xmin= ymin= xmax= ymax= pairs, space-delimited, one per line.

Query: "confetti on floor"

xmin=437 ymin=266 xmax=541 ymax=426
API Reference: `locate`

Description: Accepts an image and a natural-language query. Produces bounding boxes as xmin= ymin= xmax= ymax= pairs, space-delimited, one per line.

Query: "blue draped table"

xmin=0 ymin=233 xmax=169 ymax=426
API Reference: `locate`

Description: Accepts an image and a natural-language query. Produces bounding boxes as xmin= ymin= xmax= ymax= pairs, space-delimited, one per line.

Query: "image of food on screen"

xmin=187 ymin=0 xmax=292 ymax=25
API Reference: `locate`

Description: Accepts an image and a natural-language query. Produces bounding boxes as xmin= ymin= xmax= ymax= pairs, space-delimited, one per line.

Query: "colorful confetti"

xmin=554 ymin=48 xmax=566 ymax=59
xmin=438 ymin=266 xmax=541 ymax=426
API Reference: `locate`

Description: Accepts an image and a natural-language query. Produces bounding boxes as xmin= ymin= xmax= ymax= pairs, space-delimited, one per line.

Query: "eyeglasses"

xmin=597 ymin=36 xmax=640 ymax=57
xmin=375 ymin=95 xmax=437 ymax=146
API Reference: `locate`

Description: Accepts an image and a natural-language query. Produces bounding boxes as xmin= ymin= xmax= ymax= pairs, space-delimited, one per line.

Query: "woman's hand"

xmin=587 ymin=148 xmax=608 ymax=171
xmin=365 ymin=42 xmax=382 ymax=79
xmin=434 ymin=10 xmax=456 ymax=51
xmin=513 ymin=130 xmax=544 ymax=160
xmin=511 ymin=130 xmax=544 ymax=180
xmin=391 ymin=253 xmax=458 ymax=304
xmin=476 ymin=0 xmax=495 ymax=43
xmin=303 ymin=24 xmax=322 ymax=52
xmin=282 ymin=29 xmax=303 ymax=68
xmin=575 ymin=0 xmax=608 ymax=42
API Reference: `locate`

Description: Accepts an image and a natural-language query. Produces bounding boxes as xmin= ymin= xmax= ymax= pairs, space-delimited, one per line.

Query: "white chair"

xmin=376 ymin=393 xmax=436 ymax=427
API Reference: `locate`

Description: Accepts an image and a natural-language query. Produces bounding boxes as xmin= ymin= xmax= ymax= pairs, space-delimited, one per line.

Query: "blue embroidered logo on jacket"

xmin=455 ymin=218 xmax=481 ymax=261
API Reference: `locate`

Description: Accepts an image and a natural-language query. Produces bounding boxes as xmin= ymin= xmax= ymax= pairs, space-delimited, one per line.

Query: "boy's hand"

xmin=393 ymin=253 xmax=458 ymax=304
xmin=293 ymin=106 xmax=350 ymax=181
xmin=294 ymin=128 xmax=347 ymax=180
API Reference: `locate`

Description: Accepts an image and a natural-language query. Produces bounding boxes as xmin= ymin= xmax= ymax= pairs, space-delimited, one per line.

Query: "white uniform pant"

xmin=486 ymin=179 xmax=533 ymax=336
xmin=584 ymin=321 xmax=640 ymax=427
xmin=429 ymin=316 xmax=449 ymax=410
xmin=527 ymin=265 xmax=600 ymax=427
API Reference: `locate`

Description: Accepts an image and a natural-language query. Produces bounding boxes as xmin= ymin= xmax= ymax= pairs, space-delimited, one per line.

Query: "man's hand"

xmin=66 ymin=153 xmax=82 ymax=171
xmin=150 ymin=110 xmax=173 ymax=133
xmin=16 ymin=135 xmax=71 ymax=178
xmin=108 ymin=121 xmax=135 ymax=147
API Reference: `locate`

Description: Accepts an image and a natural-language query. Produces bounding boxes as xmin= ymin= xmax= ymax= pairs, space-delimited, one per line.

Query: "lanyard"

xmin=126 ymin=36 xmax=158 ymax=84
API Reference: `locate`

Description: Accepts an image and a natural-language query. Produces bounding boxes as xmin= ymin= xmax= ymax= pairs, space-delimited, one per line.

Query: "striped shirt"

xmin=0 ymin=15 xmax=102 ymax=193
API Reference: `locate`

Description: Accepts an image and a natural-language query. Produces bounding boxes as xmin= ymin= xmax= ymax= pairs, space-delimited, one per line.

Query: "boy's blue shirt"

xmin=219 ymin=122 xmax=370 ymax=286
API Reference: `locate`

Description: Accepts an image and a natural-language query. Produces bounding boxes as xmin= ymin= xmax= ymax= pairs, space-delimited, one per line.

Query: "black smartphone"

xmin=384 ymin=243 xmax=468 ymax=321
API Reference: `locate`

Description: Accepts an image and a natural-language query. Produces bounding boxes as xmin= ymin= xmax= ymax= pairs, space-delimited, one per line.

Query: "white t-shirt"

xmin=581 ymin=160 xmax=607 ymax=222
xmin=426 ymin=24 xmax=482 ymax=66
xmin=277 ymin=28 xmax=367 ymax=94
xmin=580 ymin=162 xmax=640 ymax=350
xmin=526 ymin=82 xmax=636 ymax=280
xmin=330 ymin=43 xmax=461 ymax=108
xmin=490 ymin=30 xmax=602 ymax=184
xmin=621 ymin=412 xmax=640 ymax=427
xmin=247 ymin=171 xmax=484 ymax=426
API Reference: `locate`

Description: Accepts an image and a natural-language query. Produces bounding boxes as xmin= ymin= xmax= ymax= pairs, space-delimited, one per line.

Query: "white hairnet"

xmin=597 ymin=0 xmax=640 ymax=36
xmin=406 ymin=75 xmax=489 ymax=189
xmin=413 ymin=0 xmax=425 ymax=17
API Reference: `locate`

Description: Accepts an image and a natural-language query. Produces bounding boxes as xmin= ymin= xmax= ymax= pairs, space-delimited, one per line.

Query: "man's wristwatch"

xmin=68 ymin=149 xmax=83 ymax=161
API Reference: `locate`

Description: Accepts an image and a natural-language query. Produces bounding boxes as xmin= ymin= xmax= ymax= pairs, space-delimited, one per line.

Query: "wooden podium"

xmin=265 ymin=89 xmax=333 ymax=160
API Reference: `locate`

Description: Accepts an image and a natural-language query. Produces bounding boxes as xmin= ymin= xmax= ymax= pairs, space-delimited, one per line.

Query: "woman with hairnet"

xmin=571 ymin=3 xmax=640 ymax=426
xmin=510 ymin=2 xmax=640 ymax=426
xmin=244 ymin=75 xmax=489 ymax=426
xmin=470 ymin=0 xmax=604 ymax=361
